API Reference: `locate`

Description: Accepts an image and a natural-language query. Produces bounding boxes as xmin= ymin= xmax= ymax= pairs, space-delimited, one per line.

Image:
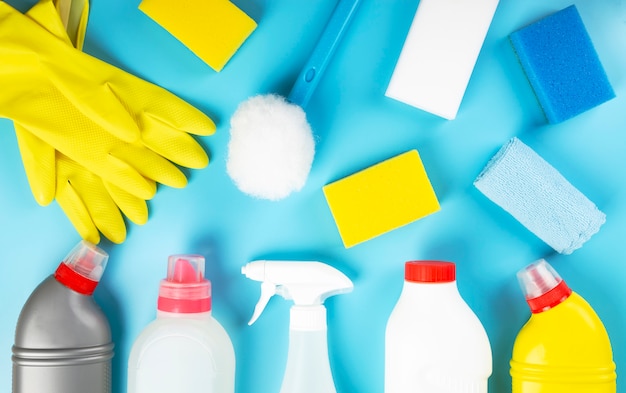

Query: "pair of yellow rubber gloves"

xmin=1 ymin=0 xmax=215 ymax=244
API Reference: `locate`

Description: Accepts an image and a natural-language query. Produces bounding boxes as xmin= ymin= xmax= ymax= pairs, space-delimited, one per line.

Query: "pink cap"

xmin=54 ymin=240 xmax=108 ymax=295
xmin=157 ymin=255 xmax=212 ymax=313
xmin=517 ymin=259 xmax=572 ymax=314
xmin=405 ymin=261 xmax=456 ymax=283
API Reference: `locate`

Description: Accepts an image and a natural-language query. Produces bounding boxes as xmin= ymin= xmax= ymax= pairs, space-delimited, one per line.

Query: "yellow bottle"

xmin=511 ymin=259 xmax=616 ymax=393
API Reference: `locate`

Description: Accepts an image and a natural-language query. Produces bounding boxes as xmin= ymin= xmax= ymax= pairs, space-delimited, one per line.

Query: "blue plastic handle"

xmin=287 ymin=0 xmax=362 ymax=108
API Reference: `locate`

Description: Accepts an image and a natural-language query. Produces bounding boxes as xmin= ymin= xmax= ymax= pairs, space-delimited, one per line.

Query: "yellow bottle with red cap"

xmin=511 ymin=259 xmax=616 ymax=392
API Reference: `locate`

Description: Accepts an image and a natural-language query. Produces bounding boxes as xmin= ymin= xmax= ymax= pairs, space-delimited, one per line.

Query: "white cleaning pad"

xmin=227 ymin=94 xmax=315 ymax=200
xmin=385 ymin=0 xmax=499 ymax=120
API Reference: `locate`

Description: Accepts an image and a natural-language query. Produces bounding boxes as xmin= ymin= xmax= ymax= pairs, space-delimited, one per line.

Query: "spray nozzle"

xmin=241 ymin=260 xmax=353 ymax=326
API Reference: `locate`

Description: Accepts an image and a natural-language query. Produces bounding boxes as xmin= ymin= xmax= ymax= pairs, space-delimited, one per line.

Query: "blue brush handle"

xmin=287 ymin=0 xmax=361 ymax=108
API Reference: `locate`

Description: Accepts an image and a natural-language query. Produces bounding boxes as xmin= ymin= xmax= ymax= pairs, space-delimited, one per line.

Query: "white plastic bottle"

xmin=127 ymin=255 xmax=235 ymax=393
xmin=385 ymin=261 xmax=492 ymax=392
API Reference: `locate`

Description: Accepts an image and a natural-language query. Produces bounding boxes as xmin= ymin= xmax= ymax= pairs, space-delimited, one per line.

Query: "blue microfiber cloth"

xmin=474 ymin=137 xmax=605 ymax=254
xmin=510 ymin=5 xmax=615 ymax=124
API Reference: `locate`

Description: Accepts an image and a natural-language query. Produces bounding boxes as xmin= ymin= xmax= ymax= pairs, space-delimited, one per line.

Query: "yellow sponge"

xmin=138 ymin=0 xmax=257 ymax=72
xmin=323 ymin=150 xmax=440 ymax=248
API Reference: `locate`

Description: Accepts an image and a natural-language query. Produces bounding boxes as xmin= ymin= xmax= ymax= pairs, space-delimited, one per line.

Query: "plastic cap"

xmin=54 ymin=240 xmax=108 ymax=295
xmin=517 ymin=259 xmax=572 ymax=313
xmin=158 ymin=255 xmax=212 ymax=313
xmin=405 ymin=261 xmax=455 ymax=283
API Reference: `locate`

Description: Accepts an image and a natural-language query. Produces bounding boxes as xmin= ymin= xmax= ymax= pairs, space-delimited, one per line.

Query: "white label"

xmin=135 ymin=336 xmax=216 ymax=393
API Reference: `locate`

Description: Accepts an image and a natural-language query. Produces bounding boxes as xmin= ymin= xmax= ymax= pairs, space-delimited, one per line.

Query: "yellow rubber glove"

xmin=10 ymin=0 xmax=211 ymax=243
xmin=14 ymin=0 xmax=150 ymax=243
xmin=0 ymin=0 xmax=215 ymax=201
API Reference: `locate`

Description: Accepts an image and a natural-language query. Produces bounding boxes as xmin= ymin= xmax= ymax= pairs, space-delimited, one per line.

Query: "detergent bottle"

xmin=12 ymin=240 xmax=113 ymax=393
xmin=385 ymin=260 xmax=492 ymax=393
xmin=241 ymin=260 xmax=354 ymax=393
xmin=127 ymin=254 xmax=235 ymax=393
xmin=511 ymin=258 xmax=616 ymax=392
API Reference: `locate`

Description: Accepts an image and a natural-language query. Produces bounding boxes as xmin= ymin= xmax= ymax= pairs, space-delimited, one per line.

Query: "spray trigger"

xmin=248 ymin=281 xmax=276 ymax=325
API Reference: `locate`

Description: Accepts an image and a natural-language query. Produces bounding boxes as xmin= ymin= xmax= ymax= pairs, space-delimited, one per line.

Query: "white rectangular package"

xmin=385 ymin=0 xmax=500 ymax=120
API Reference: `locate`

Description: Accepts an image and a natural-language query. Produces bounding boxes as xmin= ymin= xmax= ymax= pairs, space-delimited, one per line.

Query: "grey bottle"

xmin=12 ymin=240 xmax=114 ymax=393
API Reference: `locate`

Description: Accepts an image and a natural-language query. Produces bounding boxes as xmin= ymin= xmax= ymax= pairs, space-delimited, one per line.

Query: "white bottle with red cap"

xmin=127 ymin=254 xmax=235 ymax=393
xmin=384 ymin=261 xmax=492 ymax=393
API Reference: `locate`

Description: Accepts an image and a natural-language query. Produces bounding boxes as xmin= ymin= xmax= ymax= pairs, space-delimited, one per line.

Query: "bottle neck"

xmin=156 ymin=310 xmax=212 ymax=319
xmin=526 ymin=280 xmax=572 ymax=313
xmin=54 ymin=263 xmax=99 ymax=295
xmin=401 ymin=280 xmax=459 ymax=295
xmin=290 ymin=305 xmax=327 ymax=331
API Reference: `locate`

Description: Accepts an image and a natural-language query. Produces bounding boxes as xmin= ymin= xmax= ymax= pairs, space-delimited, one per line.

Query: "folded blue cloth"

xmin=474 ymin=137 xmax=605 ymax=254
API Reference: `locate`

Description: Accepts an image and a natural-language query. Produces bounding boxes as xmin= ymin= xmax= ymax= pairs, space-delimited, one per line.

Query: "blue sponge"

xmin=510 ymin=5 xmax=615 ymax=124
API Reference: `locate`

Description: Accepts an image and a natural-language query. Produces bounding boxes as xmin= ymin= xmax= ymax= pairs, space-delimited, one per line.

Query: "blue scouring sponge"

xmin=510 ymin=5 xmax=615 ymax=124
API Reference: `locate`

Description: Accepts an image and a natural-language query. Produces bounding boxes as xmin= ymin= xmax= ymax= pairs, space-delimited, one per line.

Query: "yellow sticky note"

xmin=323 ymin=150 xmax=440 ymax=248
xmin=139 ymin=0 xmax=257 ymax=71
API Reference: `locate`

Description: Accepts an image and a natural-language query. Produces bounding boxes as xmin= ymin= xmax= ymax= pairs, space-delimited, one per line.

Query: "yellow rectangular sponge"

xmin=323 ymin=150 xmax=440 ymax=248
xmin=139 ymin=0 xmax=257 ymax=72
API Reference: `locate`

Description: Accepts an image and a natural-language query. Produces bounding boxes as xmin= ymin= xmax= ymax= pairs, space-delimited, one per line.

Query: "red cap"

xmin=518 ymin=259 xmax=572 ymax=314
xmin=526 ymin=280 xmax=572 ymax=314
xmin=54 ymin=241 xmax=108 ymax=295
xmin=405 ymin=261 xmax=455 ymax=283
xmin=158 ymin=255 xmax=212 ymax=313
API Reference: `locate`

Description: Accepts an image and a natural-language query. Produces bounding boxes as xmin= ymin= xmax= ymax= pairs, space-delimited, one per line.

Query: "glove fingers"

xmin=97 ymin=152 xmax=159 ymax=198
xmin=150 ymin=105 xmax=216 ymax=137
xmin=130 ymin=86 xmax=216 ymax=137
xmin=104 ymin=181 xmax=149 ymax=225
xmin=55 ymin=178 xmax=101 ymax=245
xmin=14 ymin=125 xmax=56 ymax=206
xmin=56 ymin=155 xmax=127 ymax=244
xmin=111 ymin=144 xmax=188 ymax=189
xmin=82 ymin=185 xmax=127 ymax=245
xmin=142 ymin=113 xmax=209 ymax=169
xmin=48 ymin=76 xmax=141 ymax=143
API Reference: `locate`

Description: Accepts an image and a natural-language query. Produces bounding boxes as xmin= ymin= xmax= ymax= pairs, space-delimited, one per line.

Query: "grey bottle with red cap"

xmin=12 ymin=240 xmax=113 ymax=393
xmin=384 ymin=261 xmax=492 ymax=393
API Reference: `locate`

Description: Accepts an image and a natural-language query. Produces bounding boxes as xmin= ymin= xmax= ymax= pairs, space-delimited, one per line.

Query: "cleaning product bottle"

xmin=385 ymin=260 xmax=492 ymax=392
xmin=127 ymin=254 xmax=235 ymax=393
xmin=12 ymin=240 xmax=113 ymax=393
xmin=241 ymin=260 xmax=353 ymax=393
xmin=511 ymin=258 xmax=616 ymax=392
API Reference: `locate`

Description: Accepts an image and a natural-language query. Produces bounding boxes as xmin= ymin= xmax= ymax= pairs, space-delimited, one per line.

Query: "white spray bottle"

xmin=241 ymin=260 xmax=353 ymax=393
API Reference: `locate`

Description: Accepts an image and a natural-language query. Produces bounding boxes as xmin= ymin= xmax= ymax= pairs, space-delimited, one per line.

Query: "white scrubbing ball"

xmin=227 ymin=94 xmax=316 ymax=201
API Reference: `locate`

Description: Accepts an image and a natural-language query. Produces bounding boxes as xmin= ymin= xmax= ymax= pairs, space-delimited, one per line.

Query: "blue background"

xmin=1 ymin=0 xmax=626 ymax=392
